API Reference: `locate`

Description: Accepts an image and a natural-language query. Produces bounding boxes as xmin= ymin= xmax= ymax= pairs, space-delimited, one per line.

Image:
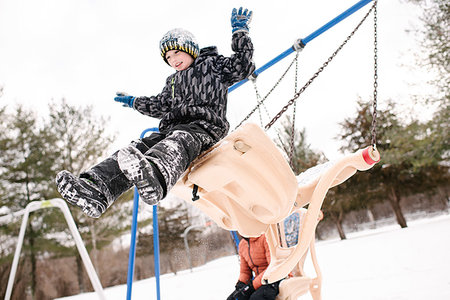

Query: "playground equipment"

xmin=268 ymin=148 xmax=379 ymax=299
xmin=274 ymin=208 xmax=322 ymax=300
xmin=2 ymin=199 xmax=106 ymax=300
xmin=172 ymin=124 xmax=379 ymax=298
xmin=126 ymin=0 xmax=380 ymax=299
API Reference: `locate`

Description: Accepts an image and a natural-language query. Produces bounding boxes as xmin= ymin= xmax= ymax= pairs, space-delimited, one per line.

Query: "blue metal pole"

xmin=228 ymin=0 xmax=374 ymax=92
xmin=126 ymin=127 xmax=159 ymax=300
xmin=152 ymin=204 xmax=161 ymax=300
xmin=302 ymin=0 xmax=373 ymax=45
xmin=230 ymin=231 xmax=240 ymax=252
xmin=228 ymin=47 xmax=294 ymax=93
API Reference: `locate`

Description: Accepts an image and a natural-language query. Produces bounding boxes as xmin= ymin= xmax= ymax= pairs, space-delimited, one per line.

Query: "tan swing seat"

xmin=172 ymin=122 xmax=379 ymax=299
xmin=269 ymin=208 xmax=322 ymax=300
xmin=172 ymin=123 xmax=380 ymax=239
xmin=172 ymin=123 xmax=299 ymax=237
xmin=262 ymin=145 xmax=380 ymax=287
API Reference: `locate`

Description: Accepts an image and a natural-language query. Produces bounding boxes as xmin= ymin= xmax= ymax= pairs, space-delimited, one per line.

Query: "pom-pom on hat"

xmin=160 ymin=28 xmax=199 ymax=64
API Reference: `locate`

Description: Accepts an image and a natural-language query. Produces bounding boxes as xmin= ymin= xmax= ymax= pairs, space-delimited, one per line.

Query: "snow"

xmin=57 ymin=214 xmax=450 ymax=300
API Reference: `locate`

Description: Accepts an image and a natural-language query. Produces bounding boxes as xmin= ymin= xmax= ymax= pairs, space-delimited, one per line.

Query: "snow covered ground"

xmin=57 ymin=214 xmax=450 ymax=300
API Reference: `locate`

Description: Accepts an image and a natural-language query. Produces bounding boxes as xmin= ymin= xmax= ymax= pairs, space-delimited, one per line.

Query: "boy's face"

xmin=165 ymin=50 xmax=194 ymax=71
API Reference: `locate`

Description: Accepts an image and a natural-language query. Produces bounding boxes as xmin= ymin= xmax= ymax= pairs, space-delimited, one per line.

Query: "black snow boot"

xmin=118 ymin=129 xmax=212 ymax=205
xmin=55 ymin=170 xmax=108 ymax=218
xmin=80 ymin=152 xmax=133 ymax=207
xmin=118 ymin=145 xmax=164 ymax=205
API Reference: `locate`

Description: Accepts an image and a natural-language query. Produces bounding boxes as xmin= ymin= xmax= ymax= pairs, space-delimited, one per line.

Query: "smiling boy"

xmin=56 ymin=8 xmax=255 ymax=218
xmin=165 ymin=49 xmax=194 ymax=71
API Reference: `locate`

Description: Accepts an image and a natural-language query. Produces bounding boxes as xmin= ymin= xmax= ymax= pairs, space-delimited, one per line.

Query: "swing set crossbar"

xmin=228 ymin=0 xmax=374 ymax=93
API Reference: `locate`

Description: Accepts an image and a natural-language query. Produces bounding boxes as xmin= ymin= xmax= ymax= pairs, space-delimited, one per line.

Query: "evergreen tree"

xmin=338 ymin=99 xmax=448 ymax=228
xmin=381 ymin=0 xmax=449 ymax=221
xmin=275 ymin=116 xmax=325 ymax=174
xmin=406 ymin=0 xmax=449 ymax=170
xmin=406 ymin=0 xmax=449 ymax=95
xmin=0 ymin=104 xmax=62 ymax=299
xmin=0 ymin=99 xmax=137 ymax=298
xmin=337 ymin=99 xmax=411 ymax=227
xmin=46 ymin=99 xmax=138 ymax=291
xmin=137 ymin=203 xmax=193 ymax=275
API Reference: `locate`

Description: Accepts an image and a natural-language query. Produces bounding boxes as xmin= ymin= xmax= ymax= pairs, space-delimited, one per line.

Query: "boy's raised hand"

xmin=114 ymin=92 xmax=135 ymax=108
xmin=231 ymin=7 xmax=253 ymax=34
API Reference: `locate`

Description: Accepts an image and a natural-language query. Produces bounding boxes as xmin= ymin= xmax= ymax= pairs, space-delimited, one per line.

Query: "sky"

xmin=55 ymin=213 xmax=450 ymax=300
xmin=0 ymin=0 xmax=433 ymax=160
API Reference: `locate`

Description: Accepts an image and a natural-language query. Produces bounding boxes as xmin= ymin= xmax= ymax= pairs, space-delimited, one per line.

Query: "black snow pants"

xmin=80 ymin=123 xmax=215 ymax=207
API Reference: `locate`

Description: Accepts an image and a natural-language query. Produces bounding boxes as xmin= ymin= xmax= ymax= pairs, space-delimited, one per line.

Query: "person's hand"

xmin=266 ymin=280 xmax=280 ymax=294
xmin=114 ymin=92 xmax=135 ymax=108
xmin=258 ymin=280 xmax=281 ymax=298
xmin=231 ymin=7 xmax=253 ymax=34
xmin=226 ymin=281 xmax=254 ymax=300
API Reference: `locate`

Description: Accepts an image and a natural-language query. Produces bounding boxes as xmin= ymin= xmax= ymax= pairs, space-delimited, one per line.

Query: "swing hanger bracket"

xmin=292 ymin=39 xmax=306 ymax=52
xmin=249 ymin=72 xmax=259 ymax=81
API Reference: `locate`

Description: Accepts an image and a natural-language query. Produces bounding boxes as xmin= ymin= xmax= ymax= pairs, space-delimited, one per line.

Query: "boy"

xmin=55 ymin=7 xmax=255 ymax=218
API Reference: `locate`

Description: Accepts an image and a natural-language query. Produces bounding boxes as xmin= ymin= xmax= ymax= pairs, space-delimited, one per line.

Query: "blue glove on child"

xmin=231 ymin=7 xmax=253 ymax=34
xmin=114 ymin=92 xmax=135 ymax=108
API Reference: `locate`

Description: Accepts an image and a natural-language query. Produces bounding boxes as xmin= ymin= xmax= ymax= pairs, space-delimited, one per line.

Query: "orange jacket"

xmin=238 ymin=234 xmax=271 ymax=289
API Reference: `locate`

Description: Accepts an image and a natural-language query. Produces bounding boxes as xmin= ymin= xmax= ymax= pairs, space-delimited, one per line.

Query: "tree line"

xmin=277 ymin=97 xmax=448 ymax=240
xmin=276 ymin=0 xmax=449 ymax=238
xmin=0 ymin=100 xmax=232 ymax=299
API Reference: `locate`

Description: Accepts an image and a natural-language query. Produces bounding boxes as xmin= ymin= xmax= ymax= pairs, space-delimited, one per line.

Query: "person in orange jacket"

xmin=227 ymin=233 xmax=280 ymax=300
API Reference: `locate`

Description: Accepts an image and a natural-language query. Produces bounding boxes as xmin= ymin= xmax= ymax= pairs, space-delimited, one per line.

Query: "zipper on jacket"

xmin=247 ymin=240 xmax=259 ymax=276
xmin=171 ymin=77 xmax=175 ymax=99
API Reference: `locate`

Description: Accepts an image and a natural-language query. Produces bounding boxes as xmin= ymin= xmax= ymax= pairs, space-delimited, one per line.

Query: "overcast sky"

xmin=0 ymin=0 xmax=432 ymax=160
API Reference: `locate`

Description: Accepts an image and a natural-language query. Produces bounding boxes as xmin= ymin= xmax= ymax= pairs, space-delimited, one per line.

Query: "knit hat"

xmin=160 ymin=28 xmax=200 ymax=64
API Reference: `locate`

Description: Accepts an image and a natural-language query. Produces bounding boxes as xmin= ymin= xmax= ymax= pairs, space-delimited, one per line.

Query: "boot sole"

xmin=118 ymin=146 xmax=163 ymax=205
xmin=55 ymin=171 xmax=105 ymax=218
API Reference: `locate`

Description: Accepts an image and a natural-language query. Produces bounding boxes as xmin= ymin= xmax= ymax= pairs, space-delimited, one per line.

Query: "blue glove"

xmin=114 ymin=92 xmax=135 ymax=108
xmin=231 ymin=7 xmax=253 ymax=34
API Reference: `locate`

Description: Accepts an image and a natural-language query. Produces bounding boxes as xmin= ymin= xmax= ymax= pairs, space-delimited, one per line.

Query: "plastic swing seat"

xmin=262 ymin=145 xmax=379 ymax=300
xmin=172 ymin=122 xmax=380 ymax=298
xmin=173 ymin=123 xmax=299 ymax=237
xmin=272 ymin=208 xmax=322 ymax=300
xmin=173 ymin=122 xmax=379 ymax=234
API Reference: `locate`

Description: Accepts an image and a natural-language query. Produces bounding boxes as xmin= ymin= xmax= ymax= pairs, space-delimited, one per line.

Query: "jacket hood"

xmin=194 ymin=46 xmax=218 ymax=64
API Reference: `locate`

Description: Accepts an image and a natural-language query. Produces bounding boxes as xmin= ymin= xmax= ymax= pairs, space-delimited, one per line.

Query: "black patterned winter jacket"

xmin=133 ymin=32 xmax=255 ymax=142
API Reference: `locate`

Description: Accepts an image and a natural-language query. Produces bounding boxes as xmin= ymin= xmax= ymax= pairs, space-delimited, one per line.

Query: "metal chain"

xmin=235 ymin=55 xmax=299 ymax=130
xmin=257 ymin=105 xmax=264 ymax=127
xmin=251 ymin=80 xmax=264 ymax=127
xmin=251 ymin=80 xmax=276 ymax=126
xmin=371 ymin=1 xmax=378 ymax=148
xmin=289 ymin=52 xmax=300 ymax=168
xmin=251 ymin=79 xmax=287 ymax=147
xmin=265 ymin=2 xmax=377 ymax=131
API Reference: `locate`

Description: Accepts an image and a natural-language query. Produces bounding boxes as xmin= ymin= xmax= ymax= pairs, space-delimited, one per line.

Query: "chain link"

xmin=289 ymin=53 xmax=300 ymax=168
xmin=250 ymin=70 xmax=295 ymax=157
xmin=264 ymin=2 xmax=377 ymax=131
xmin=251 ymin=77 xmax=287 ymax=150
xmin=371 ymin=1 xmax=378 ymax=148
xmin=234 ymin=55 xmax=299 ymax=130
xmin=251 ymin=80 xmax=275 ymax=127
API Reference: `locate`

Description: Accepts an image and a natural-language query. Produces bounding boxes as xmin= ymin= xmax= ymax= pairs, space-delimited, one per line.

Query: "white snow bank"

xmin=57 ymin=214 xmax=450 ymax=300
